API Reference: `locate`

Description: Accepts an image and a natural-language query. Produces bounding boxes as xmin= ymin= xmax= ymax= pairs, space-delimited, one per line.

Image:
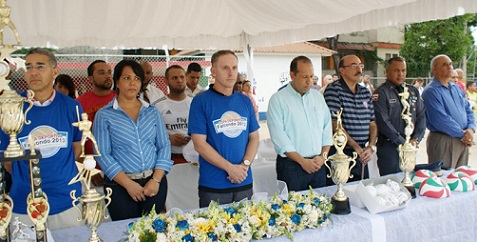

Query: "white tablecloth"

xmin=52 ymin=172 xmax=477 ymax=241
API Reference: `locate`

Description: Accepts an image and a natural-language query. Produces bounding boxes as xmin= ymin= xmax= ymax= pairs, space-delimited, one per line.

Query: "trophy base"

xmin=405 ymin=185 xmax=416 ymax=199
xmin=3 ymin=148 xmax=25 ymax=158
xmin=331 ymin=197 xmax=351 ymax=215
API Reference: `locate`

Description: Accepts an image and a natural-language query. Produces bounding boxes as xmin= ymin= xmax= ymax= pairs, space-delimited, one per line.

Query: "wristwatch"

xmin=243 ymin=159 xmax=251 ymax=166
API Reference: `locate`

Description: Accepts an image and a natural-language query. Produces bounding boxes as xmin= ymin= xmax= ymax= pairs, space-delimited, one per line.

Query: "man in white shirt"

xmin=185 ymin=62 xmax=204 ymax=97
xmin=140 ymin=61 xmax=165 ymax=103
xmin=155 ymin=65 xmax=192 ymax=165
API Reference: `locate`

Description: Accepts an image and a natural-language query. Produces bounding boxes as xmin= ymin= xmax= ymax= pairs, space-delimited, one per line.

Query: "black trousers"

xmin=376 ymin=139 xmax=401 ymax=176
xmin=104 ymin=175 xmax=167 ymax=221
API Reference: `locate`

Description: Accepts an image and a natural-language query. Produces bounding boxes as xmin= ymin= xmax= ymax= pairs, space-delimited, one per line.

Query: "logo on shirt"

xmin=18 ymin=126 xmax=68 ymax=158
xmin=213 ymin=111 xmax=247 ymax=138
xmin=166 ymin=110 xmax=172 ymax=115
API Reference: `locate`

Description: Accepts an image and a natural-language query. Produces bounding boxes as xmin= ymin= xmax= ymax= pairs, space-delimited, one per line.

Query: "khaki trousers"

xmin=426 ymin=131 xmax=469 ymax=169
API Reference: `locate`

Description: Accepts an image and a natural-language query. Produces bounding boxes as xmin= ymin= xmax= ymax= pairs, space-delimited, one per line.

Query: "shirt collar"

xmin=112 ymin=97 xmax=149 ymax=110
xmin=33 ymin=90 xmax=56 ymax=107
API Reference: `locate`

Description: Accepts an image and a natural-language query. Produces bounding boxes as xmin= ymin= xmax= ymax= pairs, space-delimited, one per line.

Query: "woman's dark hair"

xmin=54 ymin=74 xmax=76 ymax=99
xmin=113 ymin=60 xmax=145 ymax=95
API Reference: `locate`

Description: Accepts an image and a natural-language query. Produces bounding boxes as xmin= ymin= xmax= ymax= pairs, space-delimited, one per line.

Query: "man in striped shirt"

xmin=324 ymin=54 xmax=377 ymax=183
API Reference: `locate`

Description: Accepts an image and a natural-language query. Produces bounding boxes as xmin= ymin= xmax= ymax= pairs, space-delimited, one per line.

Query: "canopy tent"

xmin=7 ymin=0 xmax=477 ymax=50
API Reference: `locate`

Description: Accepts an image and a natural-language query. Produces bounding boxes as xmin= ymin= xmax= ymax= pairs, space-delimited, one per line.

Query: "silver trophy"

xmin=398 ymin=85 xmax=417 ymax=198
xmin=69 ymin=108 xmax=112 ymax=242
xmin=323 ymin=108 xmax=357 ymax=214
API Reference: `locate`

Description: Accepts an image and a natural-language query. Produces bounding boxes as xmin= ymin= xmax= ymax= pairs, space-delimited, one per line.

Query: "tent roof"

xmin=6 ymin=0 xmax=477 ymax=49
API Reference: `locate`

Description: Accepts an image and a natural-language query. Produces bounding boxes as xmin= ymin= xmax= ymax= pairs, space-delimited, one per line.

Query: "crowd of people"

xmin=0 ymin=48 xmax=475 ymax=231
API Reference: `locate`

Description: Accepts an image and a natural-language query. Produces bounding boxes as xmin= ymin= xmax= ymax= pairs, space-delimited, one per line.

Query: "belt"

xmin=125 ymin=169 xmax=153 ymax=180
xmin=171 ymin=153 xmax=184 ymax=158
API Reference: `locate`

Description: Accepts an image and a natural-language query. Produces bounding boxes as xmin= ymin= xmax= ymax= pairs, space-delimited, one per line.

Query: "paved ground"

xmin=258 ymin=121 xmax=477 ymax=167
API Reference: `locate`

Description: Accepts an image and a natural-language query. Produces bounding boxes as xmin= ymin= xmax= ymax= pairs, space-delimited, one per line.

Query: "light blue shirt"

xmin=267 ymin=84 xmax=333 ymax=157
xmin=422 ymin=78 xmax=475 ymax=138
xmin=93 ymin=98 xmax=173 ymax=179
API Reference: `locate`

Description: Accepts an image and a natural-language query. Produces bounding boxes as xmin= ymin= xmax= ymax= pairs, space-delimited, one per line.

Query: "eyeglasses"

xmin=342 ymin=63 xmax=364 ymax=69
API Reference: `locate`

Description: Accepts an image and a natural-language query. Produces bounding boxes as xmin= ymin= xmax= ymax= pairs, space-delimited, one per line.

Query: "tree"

xmin=400 ymin=14 xmax=476 ymax=77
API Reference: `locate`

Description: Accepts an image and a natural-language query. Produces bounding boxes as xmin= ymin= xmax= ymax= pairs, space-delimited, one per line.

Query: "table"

xmin=52 ymin=172 xmax=477 ymax=241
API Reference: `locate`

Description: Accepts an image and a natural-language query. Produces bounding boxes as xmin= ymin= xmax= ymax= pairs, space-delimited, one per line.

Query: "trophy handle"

xmin=323 ymin=152 xmax=332 ymax=178
xmin=348 ymin=152 xmax=358 ymax=179
xmin=70 ymin=190 xmax=82 ymax=222
xmin=23 ymin=90 xmax=34 ymax=125
xmin=103 ymin=187 xmax=112 ymax=219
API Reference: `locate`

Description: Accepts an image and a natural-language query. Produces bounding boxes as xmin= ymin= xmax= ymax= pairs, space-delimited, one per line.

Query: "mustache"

xmin=355 ymin=72 xmax=362 ymax=76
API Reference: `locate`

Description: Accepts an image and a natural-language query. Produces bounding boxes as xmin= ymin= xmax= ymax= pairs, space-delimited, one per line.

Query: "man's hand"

xmin=169 ymin=133 xmax=191 ymax=146
xmin=299 ymin=158 xmax=320 ymax=174
xmin=125 ymin=181 xmax=145 ymax=202
xmin=312 ymin=155 xmax=325 ymax=170
xmin=461 ymin=129 xmax=475 ymax=146
xmin=226 ymin=164 xmax=248 ymax=184
xmin=358 ymin=146 xmax=373 ymax=164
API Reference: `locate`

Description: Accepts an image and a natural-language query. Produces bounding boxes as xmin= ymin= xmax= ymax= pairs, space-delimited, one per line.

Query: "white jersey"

xmin=185 ymin=86 xmax=204 ymax=97
xmin=154 ymin=95 xmax=192 ymax=154
xmin=140 ymin=84 xmax=165 ymax=104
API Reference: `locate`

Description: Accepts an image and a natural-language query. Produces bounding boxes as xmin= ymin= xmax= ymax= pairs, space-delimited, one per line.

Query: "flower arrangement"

xmin=128 ymin=188 xmax=332 ymax=242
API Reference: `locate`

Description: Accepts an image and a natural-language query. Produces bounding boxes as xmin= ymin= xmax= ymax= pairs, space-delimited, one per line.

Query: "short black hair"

xmin=290 ymin=56 xmax=312 ymax=74
xmin=386 ymin=56 xmax=406 ymax=69
xmin=466 ymin=81 xmax=475 ymax=89
xmin=87 ymin=60 xmax=106 ymax=76
xmin=186 ymin=62 xmax=202 ymax=74
xmin=113 ymin=60 xmax=145 ymax=94
xmin=165 ymin=65 xmax=185 ymax=79
xmin=55 ymin=74 xmax=76 ymax=99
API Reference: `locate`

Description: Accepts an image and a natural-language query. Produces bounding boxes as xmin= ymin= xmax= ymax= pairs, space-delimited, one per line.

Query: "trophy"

xmin=323 ymin=108 xmax=357 ymax=214
xmin=398 ymin=85 xmax=417 ymax=198
xmin=0 ymin=0 xmax=32 ymax=158
xmin=69 ymin=108 xmax=112 ymax=242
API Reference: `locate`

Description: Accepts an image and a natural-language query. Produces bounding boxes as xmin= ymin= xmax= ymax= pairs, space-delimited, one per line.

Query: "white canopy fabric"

xmin=7 ymin=0 xmax=477 ymax=49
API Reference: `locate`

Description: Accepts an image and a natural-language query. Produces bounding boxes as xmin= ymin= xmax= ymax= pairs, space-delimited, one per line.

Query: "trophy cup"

xmin=398 ymin=85 xmax=417 ymax=198
xmin=69 ymin=108 xmax=112 ymax=242
xmin=323 ymin=108 xmax=357 ymax=214
xmin=0 ymin=0 xmax=32 ymax=158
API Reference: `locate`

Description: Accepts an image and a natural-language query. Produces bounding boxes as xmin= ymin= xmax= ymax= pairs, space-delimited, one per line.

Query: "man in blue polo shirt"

xmin=188 ymin=50 xmax=259 ymax=208
xmin=422 ymin=54 xmax=475 ymax=168
xmin=324 ymin=54 xmax=377 ymax=183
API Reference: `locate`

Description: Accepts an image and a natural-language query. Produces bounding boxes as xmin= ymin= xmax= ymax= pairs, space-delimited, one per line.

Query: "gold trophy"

xmin=0 ymin=0 xmax=32 ymax=158
xmin=69 ymin=108 xmax=112 ymax=242
xmin=398 ymin=85 xmax=417 ymax=198
xmin=323 ymin=108 xmax=357 ymax=214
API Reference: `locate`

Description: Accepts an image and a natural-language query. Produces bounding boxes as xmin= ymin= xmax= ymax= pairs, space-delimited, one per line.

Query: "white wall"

xmin=236 ymin=53 xmax=324 ymax=115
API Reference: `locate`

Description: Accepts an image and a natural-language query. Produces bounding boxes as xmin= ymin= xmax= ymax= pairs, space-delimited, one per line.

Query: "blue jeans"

xmin=276 ymin=155 xmax=326 ymax=191
xmin=104 ymin=175 xmax=167 ymax=221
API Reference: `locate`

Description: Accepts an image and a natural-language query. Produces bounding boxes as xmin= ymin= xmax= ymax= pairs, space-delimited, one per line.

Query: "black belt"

xmin=171 ymin=153 xmax=184 ymax=158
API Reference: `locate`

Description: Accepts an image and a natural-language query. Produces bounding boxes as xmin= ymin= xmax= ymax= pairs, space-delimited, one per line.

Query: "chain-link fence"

xmin=10 ymin=54 xmax=211 ymax=96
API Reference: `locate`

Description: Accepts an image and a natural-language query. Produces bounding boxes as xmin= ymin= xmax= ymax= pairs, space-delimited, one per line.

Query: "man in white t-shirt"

xmin=140 ymin=61 xmax=165 ymax=103
xmin=185 ymin=62 xmax=204 ymax=97
xmin=155 ymin=65 xmax=192 ymax=165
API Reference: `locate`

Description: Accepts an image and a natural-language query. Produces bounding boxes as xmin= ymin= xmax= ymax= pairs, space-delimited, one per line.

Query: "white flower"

xmin=248 ymin=215 xmax=260 ymax=227
xmin=308 ymin=209 xmax=319 ymax=223
xmin=156 ymin=233 xmax=167 ymax=242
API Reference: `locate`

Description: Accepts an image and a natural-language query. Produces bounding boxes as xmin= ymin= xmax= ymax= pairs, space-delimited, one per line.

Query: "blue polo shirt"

xmin=422 ymin=78 xmax=475 ymax=138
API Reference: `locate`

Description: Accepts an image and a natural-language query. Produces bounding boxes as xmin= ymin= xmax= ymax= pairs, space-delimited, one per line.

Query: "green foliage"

xmin=400 ymin=14 xmax=476 ymax=77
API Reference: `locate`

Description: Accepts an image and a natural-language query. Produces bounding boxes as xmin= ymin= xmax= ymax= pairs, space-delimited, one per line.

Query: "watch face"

xmin=243 ymin=160 xmax=251 ymax=166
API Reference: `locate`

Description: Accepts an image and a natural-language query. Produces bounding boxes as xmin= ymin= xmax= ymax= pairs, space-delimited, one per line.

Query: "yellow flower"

xmin=283 ymin=204 xmax=294 ymax=216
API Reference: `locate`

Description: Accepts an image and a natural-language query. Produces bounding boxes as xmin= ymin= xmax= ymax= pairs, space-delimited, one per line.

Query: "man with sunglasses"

xmin=323 ymin=54 xmax=377 ymax=183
